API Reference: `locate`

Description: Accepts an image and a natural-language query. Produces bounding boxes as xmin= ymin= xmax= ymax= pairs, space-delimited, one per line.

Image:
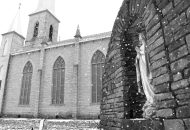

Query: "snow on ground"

xmin=0 ymin=118 xmax=101 ymax=130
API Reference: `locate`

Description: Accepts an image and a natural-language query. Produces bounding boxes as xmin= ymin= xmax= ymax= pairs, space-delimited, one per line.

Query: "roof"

xmin=81 ymin=31 xmax=111 ymax=42
xmin=2 ymin=31 xmax=25 ymax=39
xmin=29 ymin=9 xmax=60 ymax=23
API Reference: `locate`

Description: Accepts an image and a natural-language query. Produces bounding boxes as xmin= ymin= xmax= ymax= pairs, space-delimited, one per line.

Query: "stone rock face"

xmin=101 ymin=0 xmax=190 ymax=129
xmin=0 ymin=118 xmax=41 ymax=130
xmin=0 ymin=119 xmax=99 ymax=130
xmin=183 ymin=119 xmax=190 ymax=130
xmin=164 ymin=119 xmax=185 ymax=130
xmin=122 ymin=119 xmax=164 ymax=130
xmin=176 ymin=105 xmax=190 ymax=118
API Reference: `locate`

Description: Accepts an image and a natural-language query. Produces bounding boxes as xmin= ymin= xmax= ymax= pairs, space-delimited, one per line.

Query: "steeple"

xmin=26 ymin=0 xmax=59 ymax=45
xmin=36 ymin=0 xmax=55 ymax=14
xmin=74 ymin=25 xmax=82 ymax=39
xmin=0 ymin=3 xmax=25 ymax=56
xmin=9 ymin=3 xmax=22 ymax=35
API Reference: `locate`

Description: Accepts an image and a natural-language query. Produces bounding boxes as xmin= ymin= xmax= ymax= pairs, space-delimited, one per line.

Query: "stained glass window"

xmin=91 ymin=50 xmax=105 ymax=103
xmin=52 ymin=56 xmax=65 ymax=104
xmin=19 ymin=61 xmax=33 ymax=105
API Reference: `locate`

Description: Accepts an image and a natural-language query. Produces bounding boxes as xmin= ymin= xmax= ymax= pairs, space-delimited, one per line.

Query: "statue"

xmin=135 ymin=32 xmax=157 ymax=118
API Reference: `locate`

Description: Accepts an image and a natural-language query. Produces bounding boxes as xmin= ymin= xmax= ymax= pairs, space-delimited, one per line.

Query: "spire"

xmin=36 ymin=0 xmax=55 ymax=14
xmin=9 ymin=3 xmax=22 ymax=35
xmin=74 ymin=25 xmax=82 ymax=39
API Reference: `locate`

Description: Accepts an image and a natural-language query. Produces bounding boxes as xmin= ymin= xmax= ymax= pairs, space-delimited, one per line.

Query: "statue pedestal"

xmin=142 ymin=101 xmax=157 ymax=119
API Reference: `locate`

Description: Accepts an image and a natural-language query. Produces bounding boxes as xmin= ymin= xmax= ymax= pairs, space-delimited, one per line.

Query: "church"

xmin=0 ymin=0 xmax=110 ymax=119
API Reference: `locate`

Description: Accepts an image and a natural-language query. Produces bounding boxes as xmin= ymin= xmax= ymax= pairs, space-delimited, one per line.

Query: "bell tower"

xmin=0 ymin=3 xmax=24 ymax=56
xmin=0 ymin=3 xmax=25 ymax=114
xmin=25 ymin=0 xmax=60 ymax=46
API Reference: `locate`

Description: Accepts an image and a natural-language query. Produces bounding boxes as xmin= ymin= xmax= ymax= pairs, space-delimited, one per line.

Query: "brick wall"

xmin=0 ymin=118 xmax=40 ymax=130
xmin=0 ymin=118 xmax=99 ymax=130
xmin=101 ymin=0 xmax=190 ymax=129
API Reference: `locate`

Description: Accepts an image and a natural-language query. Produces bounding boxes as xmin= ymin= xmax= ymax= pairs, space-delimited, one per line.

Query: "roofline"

xmin=2 ymin=31 xmax=25 ymax=39
xmin=12 ymin=36 xmax=111 ymax=56
xmin=48 ymin=36 xmax=111 ymax=49
xmin=29 ymin=9 xmax=60 ymax=23
xmin=11 ymin=31 xmax=112 ymax=56
xmin=12 ymin=48 xmax=41 ymax=56
xmin=82 ymin=31 xmax=112 ymax=39
xmin=60 ymin=31 xmax=112 ymax=43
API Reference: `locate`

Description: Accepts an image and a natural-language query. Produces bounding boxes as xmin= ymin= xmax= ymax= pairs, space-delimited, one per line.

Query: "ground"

xmin=0 ymin=118 xmax=100 ymax=130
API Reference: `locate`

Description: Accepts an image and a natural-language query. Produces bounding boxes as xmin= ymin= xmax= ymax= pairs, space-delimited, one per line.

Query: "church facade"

xmin=0 ymin=1 xmax=111 ymax=119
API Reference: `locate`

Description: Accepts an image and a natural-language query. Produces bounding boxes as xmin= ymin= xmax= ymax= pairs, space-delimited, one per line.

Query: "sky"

xmin=0 ymin=0 xmax=123 ymax=43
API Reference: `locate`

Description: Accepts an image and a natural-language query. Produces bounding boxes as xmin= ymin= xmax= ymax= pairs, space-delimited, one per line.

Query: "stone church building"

xmin=0 ymin=0 xmax=110 ymax=118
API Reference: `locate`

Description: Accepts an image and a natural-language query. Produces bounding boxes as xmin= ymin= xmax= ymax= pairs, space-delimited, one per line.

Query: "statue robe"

xmin=135 ymin=43 xmax=155 ymax=104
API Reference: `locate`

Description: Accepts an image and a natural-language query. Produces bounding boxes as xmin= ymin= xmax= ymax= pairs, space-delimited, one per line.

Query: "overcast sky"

xmin=0 ymin=0 xmax=123 ymax=43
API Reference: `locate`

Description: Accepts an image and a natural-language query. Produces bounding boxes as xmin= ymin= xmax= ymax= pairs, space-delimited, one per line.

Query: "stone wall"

xmin=101 ymin=0 xmax=190 ymax=129
xmin=43 ymin=119 xmax=99 ymax=130
xmin=0 ymin=118 xmax=99 ymax=130
xmin=0 ymin=118 xmax=40 ymax=130
xmin=78 ymin=38 xmax=108 ymax=118
xmin=3 ymin=51 xmax=41 ymax=116
xmin=2 ymin=36 xmax=109 ymax=119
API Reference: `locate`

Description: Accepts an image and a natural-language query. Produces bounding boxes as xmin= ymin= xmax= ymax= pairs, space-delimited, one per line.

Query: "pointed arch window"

xmin=33 ymin=22 xmax=39 ymax=38
xmin=52 ymin=56 xmax=65 ymax=104
xmin=91 ymin=50 xmax=105 ymax=103
xmin=19 ymin=61 xmax=33 ymax=105
xmin=49 ymin=25 xmax=53 ymax=41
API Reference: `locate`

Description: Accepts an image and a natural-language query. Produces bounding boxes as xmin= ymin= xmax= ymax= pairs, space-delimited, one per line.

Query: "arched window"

xmin=33 ymin=22 xmax=39 ymax=38
xmin=91 ymin=50 xmax=105 ymax=103
xmin=49 ymin=25 xmax=53 ymax=41
xmin=19 ymin=61 xmax=33 ymax=105
xmin=52 ymin=56 xmax=65 ymax=104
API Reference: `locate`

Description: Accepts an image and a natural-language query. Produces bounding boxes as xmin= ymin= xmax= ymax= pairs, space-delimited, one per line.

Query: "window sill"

xmin=18 ymin=104 xmax=30 ymax=107
xmin=50 ymin=104 xmax=65 ymax=106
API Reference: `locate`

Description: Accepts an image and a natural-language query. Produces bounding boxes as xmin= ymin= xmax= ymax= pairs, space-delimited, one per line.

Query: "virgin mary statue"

xmin=135 ymin=32 xmax=157 ymax=118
